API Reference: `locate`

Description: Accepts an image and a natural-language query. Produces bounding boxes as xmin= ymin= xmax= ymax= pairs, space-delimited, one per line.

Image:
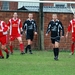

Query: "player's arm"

xmin=3 ymin=22 xmax=9 ymax=32
xmin=46 ymin=21 xmax=51 ymax=36
xmin=22 ymin=21 xmax=26 ymax=31
xmin=22 ymin=21 xmax=27 ymax=34
xmin=33 ymin=21 xmax=37 ymax=35
xmin=7 ymin=19 xmax=11 ymax=31
xmin=66 ymin=22 xmax=72 ymax=38
xmin=59 ymin=21 xmax=64 ymax=37
xmin=19 ymin=20 xmax=24 ymax=34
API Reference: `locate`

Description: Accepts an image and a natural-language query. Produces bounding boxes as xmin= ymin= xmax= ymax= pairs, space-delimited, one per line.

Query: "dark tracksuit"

xmin=23 ymin=19 xmax=37 ymax=53
xmin=46 ymin=19 xmax=64 ymax=60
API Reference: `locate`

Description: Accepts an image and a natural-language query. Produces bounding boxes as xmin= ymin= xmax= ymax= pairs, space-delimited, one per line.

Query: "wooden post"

xmin=38 ymin=1 xmax=44 ymax=50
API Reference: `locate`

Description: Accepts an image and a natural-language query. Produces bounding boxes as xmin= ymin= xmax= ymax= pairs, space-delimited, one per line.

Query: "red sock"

xmin=71 ymin=43 xmax=74 ymax=53
xmin=0 ymin=50 xmax=4 ymax=57
xmin=20 ymin=43 xmax=24 ymax=52
xmin=4 ymin=48 xmax=9 ymax=54
xmin=10 ymin=45 xmax=13 ymax=53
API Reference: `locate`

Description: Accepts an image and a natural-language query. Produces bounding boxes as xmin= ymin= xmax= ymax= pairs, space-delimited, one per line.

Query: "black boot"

xmin=54 ymin=48 xmax=59 ymax=60
xmin=25 ymin=47 xmax=28 ymax=53
xmin=55 ymin=48 xmax=59 ymax=60
xmin=28 ymin=45 xmax=33 ymax=54
xmin=29 ymin=49 xmax=33 ymax=54
xmin=25 ymin=45 xmax=28 ymax=53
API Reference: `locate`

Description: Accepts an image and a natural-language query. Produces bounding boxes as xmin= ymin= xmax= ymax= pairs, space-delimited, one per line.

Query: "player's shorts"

xmin=10 ymin=34 xmax=21 ymax=41
xmin=51 ymin=37 xmax=60 ymax=44
xmin=0 ymin=35 xmax=7 ymax=45
xmin=26 ymin=32 xmax=34 ymax=41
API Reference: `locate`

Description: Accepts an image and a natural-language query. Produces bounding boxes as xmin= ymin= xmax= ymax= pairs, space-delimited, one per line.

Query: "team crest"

xmin=32 ymin=22 xmax=34 ymax=24
xmin=56 ymin=23 xmax=58 ymax=25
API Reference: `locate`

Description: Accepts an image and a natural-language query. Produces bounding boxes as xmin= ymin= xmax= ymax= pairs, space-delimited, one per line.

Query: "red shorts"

xmin=10 ymin=34 xmax=21 ymax=41
xmin=0 ymin=35 xmax=7 ymax=45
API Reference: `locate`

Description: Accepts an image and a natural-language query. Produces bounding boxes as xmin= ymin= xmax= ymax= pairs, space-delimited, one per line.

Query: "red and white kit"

xmin=68 ymin=19 xmax=75 ymax=41
xmin=8 ymin=18 xmax=22 ymax=41
xmin=0 ymin=20 xmax=8 ymax=45
xmin=8 ymin=18 xmax=24 ymax=54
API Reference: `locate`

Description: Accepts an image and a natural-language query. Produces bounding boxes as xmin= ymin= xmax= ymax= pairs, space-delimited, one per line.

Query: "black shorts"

xmin=26 ymin=32 xmax=34 ymax=41
xmin=51 ymin=37 xmax=60 ymax=44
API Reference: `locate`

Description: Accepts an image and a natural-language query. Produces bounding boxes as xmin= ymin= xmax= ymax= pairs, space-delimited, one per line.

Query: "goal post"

xmin=1 ymin=0 xmax=75 ymax=4
xmin=0 ymin=0 xmax=75 ymax=50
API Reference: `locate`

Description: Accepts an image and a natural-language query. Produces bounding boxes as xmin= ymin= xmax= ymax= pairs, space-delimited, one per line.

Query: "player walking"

xmin=0 ymin=20 xmax=9 ymax=59
xmin=46 ymin=14 xmax=64 ymax=60
xmin=8 ymin=12 xmax=25 ymax=55
xmin=66 ymin=14 xmax=75 ymax=55
xmin=22 ymin=13 xmax=37 ymax=54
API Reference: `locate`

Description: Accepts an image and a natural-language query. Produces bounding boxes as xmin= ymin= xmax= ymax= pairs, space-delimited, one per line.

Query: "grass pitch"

xmin=0 ymin=50 xmax=75 ymax=75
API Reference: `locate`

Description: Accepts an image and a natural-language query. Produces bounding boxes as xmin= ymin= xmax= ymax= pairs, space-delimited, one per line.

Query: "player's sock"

xmin=25 ymin=45 xmax=28 ymax=53
xmin=53 ymin=48 xmax=56 ymax=57
xmin=4 ymin=48 xmax=9 ymax=59
xmin=71 ymin=43 xmax=74 ymax=54
xmin=4 ymin=48 xmax=9 ymax=54
xmin=20 ymin=43 xmax=24 ymax=52
xmin=54 ymin=48 xmax=59 ymax=60
xmin=56 ymin=48 xmax=59 ymax=57
xmin=10 ymin=45 xmax=13 ymax=54
xmin=0 ymin=50 xmax=4 ymax=57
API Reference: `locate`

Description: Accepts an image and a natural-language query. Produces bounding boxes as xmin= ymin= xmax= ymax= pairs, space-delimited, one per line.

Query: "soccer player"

xmin=0 ymin=20 xmax=9 ymax=59
xmin=22 ymin=13 xmax=37 ymax=54
xmin=8 ymin=12 xmax=25 ymax=55
xmin=46 ymin=14 xmax=64 ymax=60
xmin=66 ymin=14 xmax=75 ymax=55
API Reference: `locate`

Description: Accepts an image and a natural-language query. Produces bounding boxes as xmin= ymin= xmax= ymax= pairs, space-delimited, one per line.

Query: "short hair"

xmin=28 ymin=13 xmax=33 ymax=15
xmin=52 ymin=14 xmax=57 ymax=16
xmin=13 ymin=12 xmax=17 ymax=15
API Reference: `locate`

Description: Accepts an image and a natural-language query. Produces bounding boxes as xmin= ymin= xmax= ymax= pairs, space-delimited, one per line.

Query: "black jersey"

xmin=23 ymin=19 xmax=37 ymax=33
xmin=46 ymin=19 xmax=64 ymax=39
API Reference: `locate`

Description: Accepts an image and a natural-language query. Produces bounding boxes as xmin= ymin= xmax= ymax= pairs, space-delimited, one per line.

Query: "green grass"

xmin=0 ymin=50 xmax=75 ymax=75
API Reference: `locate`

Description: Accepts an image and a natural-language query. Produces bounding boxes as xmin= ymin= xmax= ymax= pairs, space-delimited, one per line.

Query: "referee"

xmin=46 ymin=14 xmax=64 ymax=60
xmin=22 ymin=13 xmax=37 ymax=54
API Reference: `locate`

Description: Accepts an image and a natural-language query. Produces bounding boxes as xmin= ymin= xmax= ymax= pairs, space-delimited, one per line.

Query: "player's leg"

xmin=54 ymin=37 xmax=60 ymax=60
xmin=51 ymin=38 xmax=56 ymax=58
xmin=70 ymin=41 xmax=74 ymax=55
xmin=25 ymin=33 xmax=33 ymax=54
xmin=0 ymin=49 xmax=4 ymax=59
xmin=0 ymin=42 xmax=4 ymax=59
xmin=10 ymin=41 xmax=13 ymax=54
xmin=1 ymin=36 xmax=9 ymax=59
xmin=25 ymin=39 xmax=30 ymax=53
xmin=70 ymin=37 xmax=75 ymax=55
xmin=9 ymin=36 xmax=14 ymax=54
xmin=27 ymin=39 xmax=33 ymax=54
xmin=1 ymin=45 xmax=9 ymax=59
xmin=28 ymin=33 xmax=34 ymax=54
xmin=17 ymin=37 xmax=25 ymax=54
xmin=55 ymin=42 xmax=59 ymax=59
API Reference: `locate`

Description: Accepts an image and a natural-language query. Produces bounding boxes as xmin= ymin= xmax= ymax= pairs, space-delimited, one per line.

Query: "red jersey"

xmin=68 ymin=19 xmax=75 ymax=37
xmin=0 ymin=20 xmax=8 ymax=37
xmin=8 ymin=18 xmax=22 ymax=36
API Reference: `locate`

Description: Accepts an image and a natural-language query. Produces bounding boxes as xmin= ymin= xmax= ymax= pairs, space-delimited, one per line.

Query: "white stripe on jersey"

xmin=9 ymin=19 xmax=12 ymax=35
xmin=18 ymin=19 xmax=21 ymax=34
xmin=0 ymin=21 xmax=8 ymax=35
xmin=70 ymin=20 xmax=74 ymax=33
